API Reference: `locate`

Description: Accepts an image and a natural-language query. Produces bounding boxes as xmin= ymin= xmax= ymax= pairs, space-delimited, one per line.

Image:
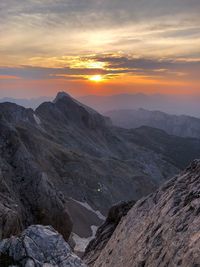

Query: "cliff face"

xmin=88 ymin=160 xmax=200 ymax=267
xmin=0 ymin=116 xmax=73 ymax=241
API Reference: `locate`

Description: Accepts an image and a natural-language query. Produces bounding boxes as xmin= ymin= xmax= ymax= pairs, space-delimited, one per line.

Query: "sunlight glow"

xmin=71 ymin=59 xmax=106 ymax=69
xmin=89 ymin=75 xmax=103 ymax=82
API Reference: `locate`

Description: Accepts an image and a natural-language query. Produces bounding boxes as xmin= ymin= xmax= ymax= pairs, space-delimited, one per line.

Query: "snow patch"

xmin=72 ymin=225 xmax=98 ymax=253
xmin=73 ymin=199 xmax=106 ymax=221
xmin=33 ymin=114 xmax=41 ymax=125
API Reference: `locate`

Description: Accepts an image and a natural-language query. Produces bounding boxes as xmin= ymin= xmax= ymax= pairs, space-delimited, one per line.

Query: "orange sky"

xmin=0 ymin=0 xmax=200 ymax=98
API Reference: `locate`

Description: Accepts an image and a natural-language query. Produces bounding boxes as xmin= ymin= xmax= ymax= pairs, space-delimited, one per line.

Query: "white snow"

xmin=72 ymin=225 xmax=98 ymax=253
xmin=73 ymin=199 xmax=106 ymax=221
xmin=33 ymin=114 xmax=41 ymax=125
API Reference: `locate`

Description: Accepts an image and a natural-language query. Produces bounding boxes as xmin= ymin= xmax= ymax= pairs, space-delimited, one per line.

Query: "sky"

xmin=0 ymin=0 xmax=200 ymax=98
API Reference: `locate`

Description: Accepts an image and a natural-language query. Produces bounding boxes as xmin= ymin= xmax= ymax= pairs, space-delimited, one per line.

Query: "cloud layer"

xmin=1 ymin=55 xmax=199 ymax=81
xmin=0 ymin=0 xmax=199 ymax=97
xmin=1 ymin=0 xmax=200 ymax=60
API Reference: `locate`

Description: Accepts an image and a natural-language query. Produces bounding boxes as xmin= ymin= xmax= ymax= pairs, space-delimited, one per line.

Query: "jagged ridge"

xmin=88 ymin=160 xmax=200 ymax=267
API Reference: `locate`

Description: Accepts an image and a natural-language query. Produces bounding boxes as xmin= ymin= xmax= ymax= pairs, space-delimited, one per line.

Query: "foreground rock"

xmin=84 ymin=200 xmax=135 ymax=265
xmin=0 ymin=225 xmax=87 ymax=267
xmin=90 ymin=160 xmax=200 ymax=267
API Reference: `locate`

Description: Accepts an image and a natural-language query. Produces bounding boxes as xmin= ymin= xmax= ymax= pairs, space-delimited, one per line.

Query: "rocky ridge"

xmin=84 ymin=200 xmax=135 ymax=265
xmin=88 ymin=160 xmax=200 ymax=267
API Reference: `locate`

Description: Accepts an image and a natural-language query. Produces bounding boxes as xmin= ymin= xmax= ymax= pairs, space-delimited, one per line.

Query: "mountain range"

xmin=1 ymin=93 xmax=200 ymax=117
xmin=0 ymin=92 xmax=200 ymax=256
xmin=106 ymin=108 xmax=200 ymax=139
xmin=79 ymin=93 xmax=200 ymax=117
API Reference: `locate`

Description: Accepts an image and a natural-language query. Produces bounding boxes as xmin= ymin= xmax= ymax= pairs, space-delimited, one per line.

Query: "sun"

xmin=89 ymin=75 xmax=103 ymax=82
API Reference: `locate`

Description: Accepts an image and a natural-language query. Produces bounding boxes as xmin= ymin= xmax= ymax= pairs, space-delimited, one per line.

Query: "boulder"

xmin=0 ymin=225 xmax=87 ymax=267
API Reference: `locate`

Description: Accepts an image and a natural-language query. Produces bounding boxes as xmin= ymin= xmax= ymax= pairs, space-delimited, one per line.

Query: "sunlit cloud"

xmin=1 ymin=55 xmax=199 ymax=82
xmin=0 ymin=0 xmax=199 ymax=97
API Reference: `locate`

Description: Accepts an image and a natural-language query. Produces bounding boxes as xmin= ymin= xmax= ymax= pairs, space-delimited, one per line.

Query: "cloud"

xmin=0 ymin=0 xmax=199 ymax=76
xmin=0 ymin=55 xmax=199 ymax=82
xmin=1 ymin=0 xmax=200 ymax=34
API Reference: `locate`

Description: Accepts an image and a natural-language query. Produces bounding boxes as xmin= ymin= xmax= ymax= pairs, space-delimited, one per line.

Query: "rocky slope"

xmin=87 ymin=160 xmax=200 ymax=267
xmin=106 ymin=108 xmax=200 ymax=138
xmin=0 ymin=225 xmax=86 ymax=266
xmin=1 ymin=92 xmax=200 ymax=253
xmin=84 ymin=201 xmax=135 ymax=265
xmin=0 ymin=113 xmax=72 ymax=241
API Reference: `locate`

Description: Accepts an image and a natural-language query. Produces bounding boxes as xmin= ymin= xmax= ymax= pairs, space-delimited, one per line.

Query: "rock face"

xmin=84 ymin=201 xmax=135 ymax=265
xmin=0 ymin=225 xmax=87 ymax=267
xmin=90 ymin=160 xmax=200 ymax=267
xmin=106 ymin=108 xmax=200 ymax=138
xmin=0 ymin=115 xmax=72 ymax=240
xmin=1 ymin=92 xmax=200 ymax=248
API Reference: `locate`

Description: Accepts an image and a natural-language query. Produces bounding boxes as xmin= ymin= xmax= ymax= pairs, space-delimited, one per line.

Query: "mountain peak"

xmin=36 ymin=91 xmax=111 ymax=130
xmin=53 ymin=91 xmax=72 ymax=103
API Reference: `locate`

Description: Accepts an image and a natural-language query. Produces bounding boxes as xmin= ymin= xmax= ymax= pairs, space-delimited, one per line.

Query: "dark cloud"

xmin=91 ymin=54 xmax=200 ymax=74
xmin=1 ymin=56 xmax=199 ymax=81
xmin=0 ymin=66 xmax=106 ymax=80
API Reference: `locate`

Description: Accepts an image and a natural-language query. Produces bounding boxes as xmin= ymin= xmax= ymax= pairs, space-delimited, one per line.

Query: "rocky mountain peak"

xmin=37 ymin=92 xmax=111 ymax=130
xmin=53 ymin=91 xmax=72 ymax=103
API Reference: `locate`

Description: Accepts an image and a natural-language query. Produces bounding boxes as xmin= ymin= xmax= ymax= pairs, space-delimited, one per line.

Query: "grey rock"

xmin=0 ymin=117 xmax=72 ymax=240
xmin=91 ymin=160 xmax=200 ymax=267
xmin=0 ymin=97 xmax=51 ymax=109
xmin=0 ymin=225 xmax=87 ymax=267
xmin=84 ymin=201 xmax=135 ymax=265
xmin=0 ymin=171 xmax=23 ymax=239
xmin=0 ymin=102 xmax=35 ymax=124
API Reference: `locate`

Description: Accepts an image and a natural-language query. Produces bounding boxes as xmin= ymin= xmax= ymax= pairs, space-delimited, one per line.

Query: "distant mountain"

xmin=1 ymin=92 xmax=200 ymax=254
xmin=105 ymin=108 xmax=200 ymax=138
xmin=85 ymin=160 xmax=200 ymax=267
xmin=0 ymin=96 xmax=52 ymax=109
xmin=78 ymin=93 xmax=200 ymax=117
xmin=2 ymin=93 xmax=200 ymax=117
